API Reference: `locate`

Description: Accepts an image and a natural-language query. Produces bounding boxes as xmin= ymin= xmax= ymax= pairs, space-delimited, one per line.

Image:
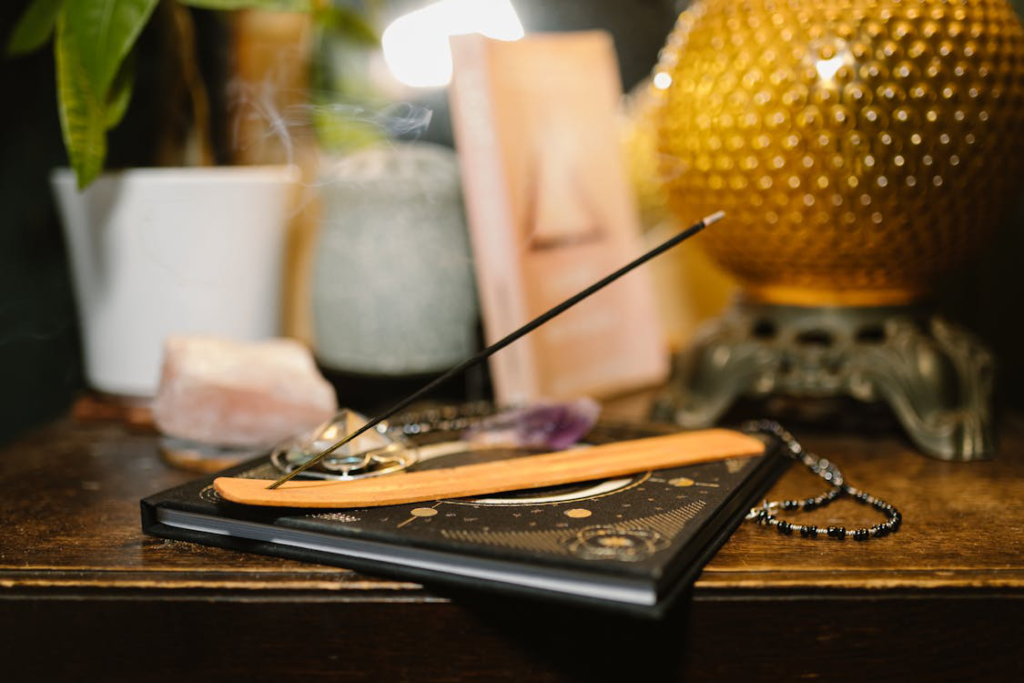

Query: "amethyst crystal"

xmin=463 ymin=398 xmax=601 ymax=450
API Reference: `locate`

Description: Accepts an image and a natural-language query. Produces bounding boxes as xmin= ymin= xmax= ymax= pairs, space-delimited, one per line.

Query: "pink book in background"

xmin=449 ymin=32 xmax=668 ymax=404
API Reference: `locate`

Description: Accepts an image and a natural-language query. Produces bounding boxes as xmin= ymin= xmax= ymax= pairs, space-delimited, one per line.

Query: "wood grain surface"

xmin=1 ymin=413 xmax=1020 ymax=682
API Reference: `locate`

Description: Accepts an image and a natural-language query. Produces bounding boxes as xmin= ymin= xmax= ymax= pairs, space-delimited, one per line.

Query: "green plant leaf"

xmin=315 ymin=3 xmax=378 ymax=45
xmin=177 ymin=0 xmax=311 ymax=10
xmin=313 ymin=105 xmax=382 ymax=153
xmin=7 ymin=0 xmax=65 ymax=56
xmin=55 ymin=17 xmax=107 ymax=189
xmin=61 ymin=0 xmax=158 ymax=98
xmin=104 ymin=52 xmax=135 ymax=130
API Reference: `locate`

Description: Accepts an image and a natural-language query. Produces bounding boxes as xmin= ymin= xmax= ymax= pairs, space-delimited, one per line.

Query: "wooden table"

xmin=1 ymin=414 xmax=1020 ymax=682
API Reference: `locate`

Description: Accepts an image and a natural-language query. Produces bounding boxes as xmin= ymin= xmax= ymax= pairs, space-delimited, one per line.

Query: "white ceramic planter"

xmin=51 ymin=166 xmax=299 ymax=397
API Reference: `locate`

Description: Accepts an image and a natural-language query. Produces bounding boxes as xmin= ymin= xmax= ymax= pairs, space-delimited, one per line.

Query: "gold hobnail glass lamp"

xmin=643 ymin=0 xmax=1024 ymax=460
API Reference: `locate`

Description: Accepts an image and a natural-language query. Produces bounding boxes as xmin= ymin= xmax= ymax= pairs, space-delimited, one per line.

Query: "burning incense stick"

xmin=267 ymin=211 xmax=725 ymax=490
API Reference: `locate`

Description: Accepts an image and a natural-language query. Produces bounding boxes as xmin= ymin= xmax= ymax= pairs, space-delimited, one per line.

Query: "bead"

xmin=743 ymin=424 xmax=899 ymax=543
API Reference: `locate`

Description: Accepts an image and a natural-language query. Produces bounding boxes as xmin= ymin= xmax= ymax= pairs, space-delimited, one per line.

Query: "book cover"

xmin=141 ymin=422 xmax=784 ymax=617
xmin=448 ymin=33 xmax=669 ymax=404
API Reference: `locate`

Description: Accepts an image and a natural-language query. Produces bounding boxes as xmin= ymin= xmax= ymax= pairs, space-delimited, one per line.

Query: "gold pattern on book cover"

xmin=438 ymin=500 xmax=707 ymax=560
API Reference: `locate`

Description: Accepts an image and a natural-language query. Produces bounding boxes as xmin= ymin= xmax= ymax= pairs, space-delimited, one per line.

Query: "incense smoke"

xmin=227 ymin=77 xmax=435 ymax=185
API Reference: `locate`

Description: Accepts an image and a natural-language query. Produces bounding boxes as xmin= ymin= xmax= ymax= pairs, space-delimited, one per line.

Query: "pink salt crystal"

xmin=152 ymin=336 xmax=338 ymax=448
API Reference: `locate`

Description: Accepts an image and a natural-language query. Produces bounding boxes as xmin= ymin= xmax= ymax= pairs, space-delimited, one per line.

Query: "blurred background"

xmin=1 ymin=0 xmax=1022 ymax=443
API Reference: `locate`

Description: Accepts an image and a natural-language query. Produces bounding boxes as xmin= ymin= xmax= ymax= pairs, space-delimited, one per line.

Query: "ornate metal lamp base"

xmin=663 ymin=303 xmax=995 ymax=461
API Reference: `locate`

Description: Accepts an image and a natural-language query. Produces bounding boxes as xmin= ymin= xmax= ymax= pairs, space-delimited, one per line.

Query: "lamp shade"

xmin=654 ymin=0 xmax=1024 ymax=306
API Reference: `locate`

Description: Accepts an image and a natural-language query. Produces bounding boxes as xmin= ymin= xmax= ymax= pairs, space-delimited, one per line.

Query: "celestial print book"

xmin=141 ymin=422 xmax=784 ymax=618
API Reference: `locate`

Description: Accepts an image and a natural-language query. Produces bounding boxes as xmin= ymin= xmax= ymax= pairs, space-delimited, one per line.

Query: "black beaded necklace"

xmin=742 ymin=420 xmax=903 ymax=541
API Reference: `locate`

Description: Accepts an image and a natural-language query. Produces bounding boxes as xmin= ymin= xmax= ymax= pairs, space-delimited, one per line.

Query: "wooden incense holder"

xmin=214 ymin=429 xmax=766 ymax=508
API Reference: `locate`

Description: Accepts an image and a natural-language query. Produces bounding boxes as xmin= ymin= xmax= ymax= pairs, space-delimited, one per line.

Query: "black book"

xmin=141 ymin=422 xmax=784 ymax=618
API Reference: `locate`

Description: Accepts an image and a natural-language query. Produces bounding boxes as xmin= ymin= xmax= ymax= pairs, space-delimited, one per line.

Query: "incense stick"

xmin=267 ymin=211 xmax=724 ymax=490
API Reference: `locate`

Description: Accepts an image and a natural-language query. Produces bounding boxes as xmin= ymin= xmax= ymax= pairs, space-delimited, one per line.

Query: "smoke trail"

xmin=299 ymin=100 xmax=434 ymax=140
xmin=227 ymin=77 xmax=434 ymax=180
